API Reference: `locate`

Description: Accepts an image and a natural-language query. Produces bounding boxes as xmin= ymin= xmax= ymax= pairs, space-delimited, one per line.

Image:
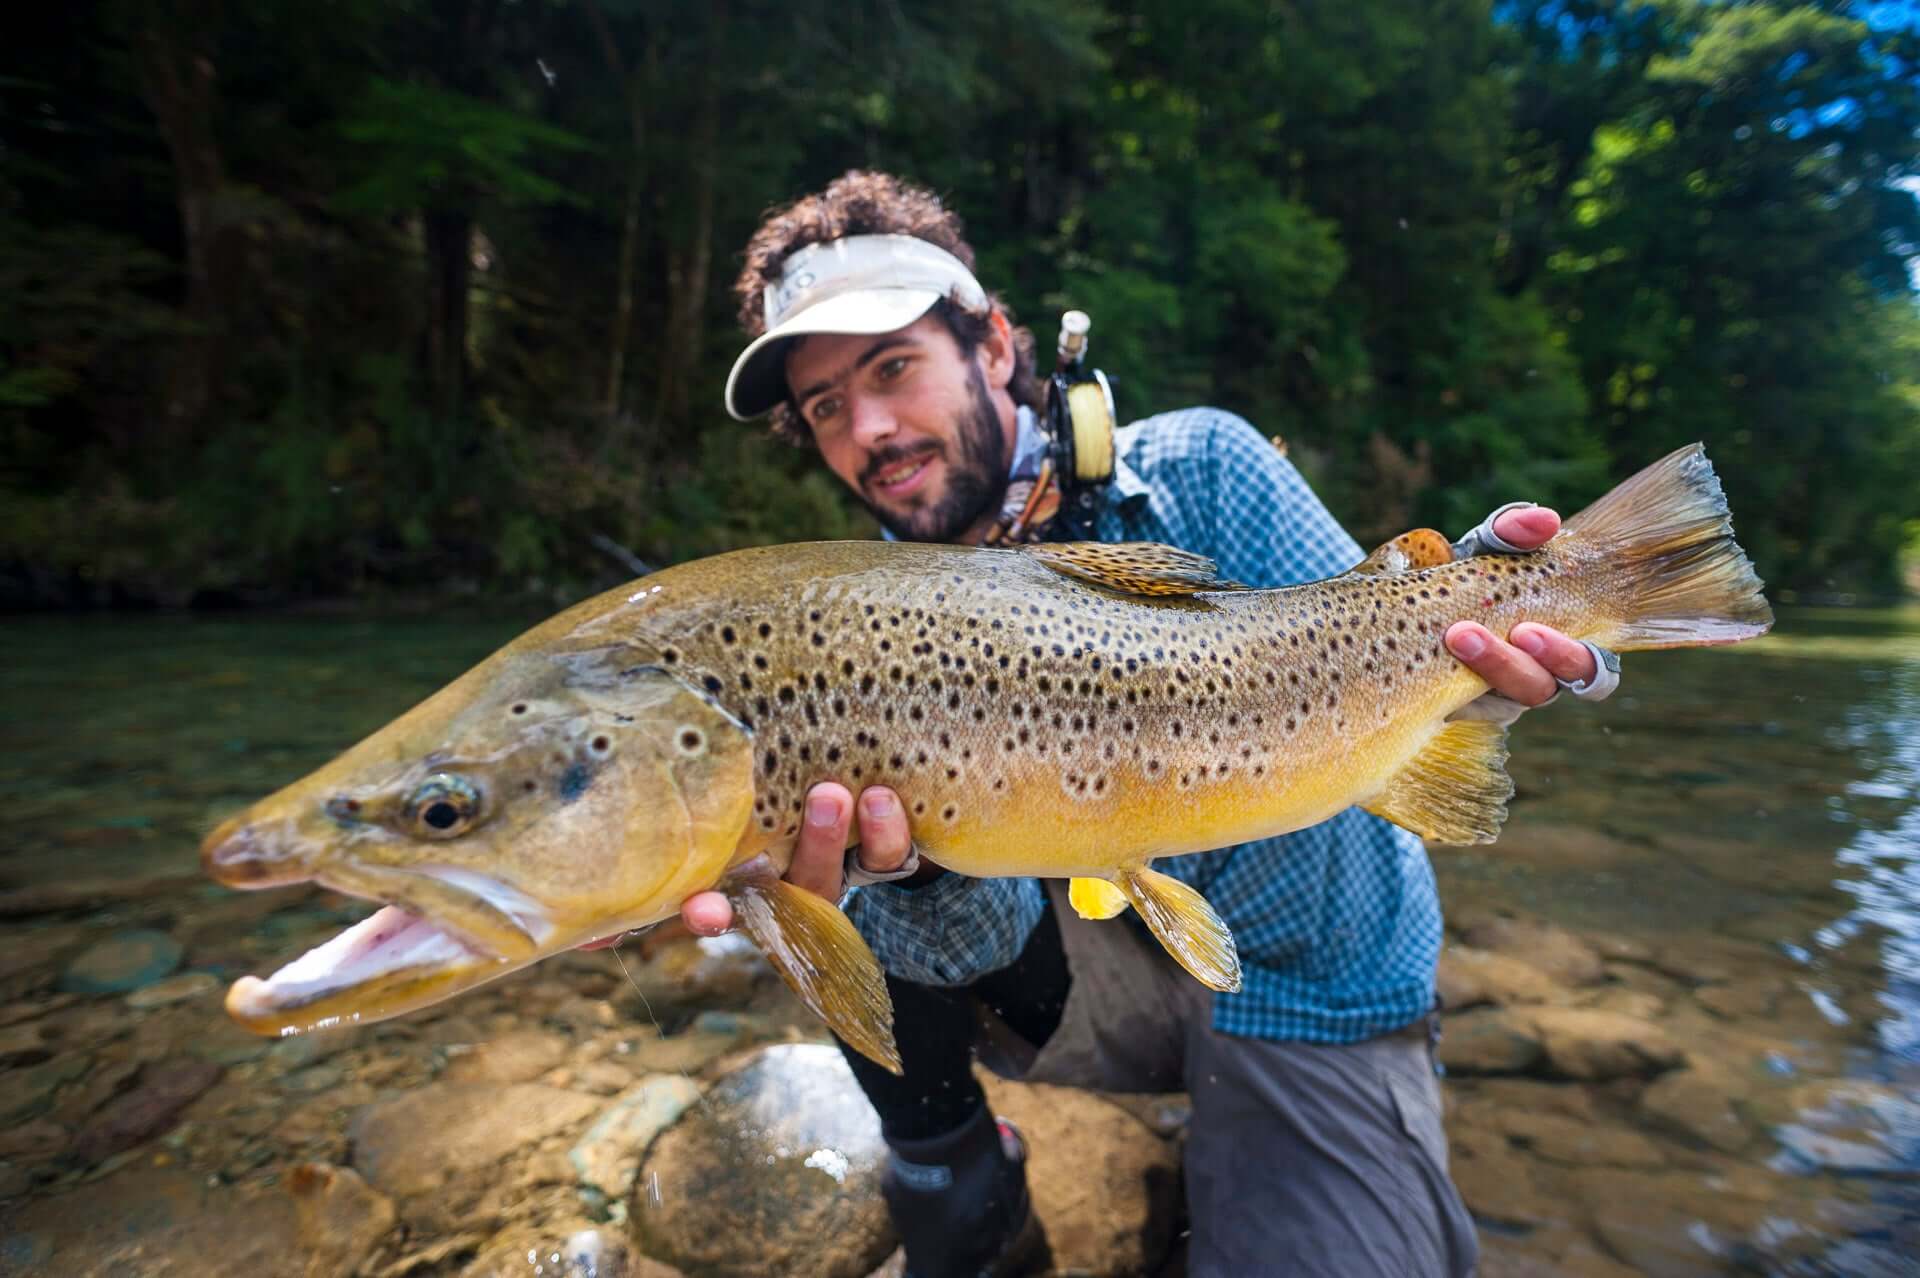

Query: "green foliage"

xmin=2 ymin=0 xmax=1916 ymax=605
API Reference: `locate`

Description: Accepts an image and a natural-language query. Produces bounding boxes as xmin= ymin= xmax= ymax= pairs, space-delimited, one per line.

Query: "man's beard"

xmin=857 ymin=364 xmax=1009 ymax=544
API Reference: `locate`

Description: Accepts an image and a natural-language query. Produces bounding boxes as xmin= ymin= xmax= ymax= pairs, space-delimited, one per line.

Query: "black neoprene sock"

xmin=837 ymin=891 xmax=1070 ymax=1141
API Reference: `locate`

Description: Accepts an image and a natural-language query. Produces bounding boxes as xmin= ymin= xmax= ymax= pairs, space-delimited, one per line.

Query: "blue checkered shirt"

xmin=846 ymin=408 xmax=1442 ymax=1043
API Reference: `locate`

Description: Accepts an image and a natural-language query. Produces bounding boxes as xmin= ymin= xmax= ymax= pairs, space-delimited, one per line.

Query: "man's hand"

xmin=676 ymin=783 xmax=914 ymax=938
xmin=1442 ymin=505 xmax=1598 ymax=705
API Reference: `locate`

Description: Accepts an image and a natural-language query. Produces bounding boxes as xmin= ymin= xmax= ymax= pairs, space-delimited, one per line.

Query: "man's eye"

xmin=877 ymin=356 xmax=909 ymax=381
xmin=809 ymin=396 xmax=842 ymax=423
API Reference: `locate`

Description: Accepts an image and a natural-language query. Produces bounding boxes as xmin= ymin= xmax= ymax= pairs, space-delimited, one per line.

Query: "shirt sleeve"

xmin=842 ymin=874 xmax=1047 ymax=988
xmin=1198 ymin=413 xmax=1365 ymax=588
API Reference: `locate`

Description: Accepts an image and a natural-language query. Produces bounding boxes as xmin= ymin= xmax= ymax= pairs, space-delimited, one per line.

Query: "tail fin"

xmin=1565 ymin=443 xmax=1773 ymax=651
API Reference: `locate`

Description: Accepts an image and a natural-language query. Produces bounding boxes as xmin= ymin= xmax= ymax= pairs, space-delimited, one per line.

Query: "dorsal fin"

xmin=1022 ymin=542 xmax=1246 ymax=596
xmin=1350 ymin=529 xmax=1456 ymax=577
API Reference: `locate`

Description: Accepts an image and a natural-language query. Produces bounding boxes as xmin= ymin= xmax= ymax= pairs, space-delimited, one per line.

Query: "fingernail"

xmin=863 ymin=791 xmax=895 ymax=819
xmin=1451 ymin=629 xmax=1486 ymax=659
xmin=1512 ymin=630 xmax=1547 ymax=657
xmin=806 ymin=794 xmax=837 ymax=827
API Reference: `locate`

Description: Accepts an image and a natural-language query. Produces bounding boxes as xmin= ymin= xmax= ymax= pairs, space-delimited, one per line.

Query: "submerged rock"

xmin=0 ymin=1166 xmax=304 ymax=1277
xmin=57 ymin=930 xmax=184 ymax=995
xmin=287 ymin=1161 xmax=396 ymax=1278
xmin=1639 ymin=1065 xmax=1752 ymax=1154
xmin=633 ymin=1044 xmax=892 ymax=1278
xmin=123 ymin=971 xmax=221 ymax=1011
xmin=1437 ymin=1007 xmax=1545 ymax=1075
xmin=1529 ymin=1008 xmax=1684 ymax=1081
xmin=349 ymin=1082 xmax=602 ymax=1234
xmin=440 ymin=1028 xmax=572 ymax=1084
xmin=570 ymin=1074 xmax=704 ymax=1211
xmin=70 ymin=1058 xmax=222 ymax=1166
xmin=1437 ymin=945 xmax=1567 ymax=1010
xmin=1459 ymin=916 xmax=1605 ymax=988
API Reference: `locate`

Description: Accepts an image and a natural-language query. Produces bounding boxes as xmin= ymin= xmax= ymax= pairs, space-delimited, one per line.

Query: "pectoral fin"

xmin=1117 ymin=867 xmax=1241 ymax=993
xmin=725 ymin=874 xmax=900 ymax=1074
xmin=1362 ymin=719 xmax=1513 ymax=844
xmin=1068 ymin=876 xmax=1130 ymax=920
xmin=1023 ymin=542 xmax=1247 ymax=595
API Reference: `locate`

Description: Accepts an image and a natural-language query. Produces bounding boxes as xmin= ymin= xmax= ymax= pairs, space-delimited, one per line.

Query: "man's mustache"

xmin=860 ymin=441 xmax=942 ymax=493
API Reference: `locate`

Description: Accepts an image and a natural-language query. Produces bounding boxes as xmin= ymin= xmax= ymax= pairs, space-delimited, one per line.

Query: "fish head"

xmin=201 ymin=650 xmax=755 ymax=1036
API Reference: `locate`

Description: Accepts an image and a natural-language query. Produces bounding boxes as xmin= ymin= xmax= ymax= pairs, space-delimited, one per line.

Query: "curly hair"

xmin=734 ymin=170 xmax=1042 ymax=446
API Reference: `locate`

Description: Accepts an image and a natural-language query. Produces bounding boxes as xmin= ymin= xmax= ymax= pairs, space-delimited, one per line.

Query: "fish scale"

xmin=202 ymin=444 xmax=1773 ymax=1074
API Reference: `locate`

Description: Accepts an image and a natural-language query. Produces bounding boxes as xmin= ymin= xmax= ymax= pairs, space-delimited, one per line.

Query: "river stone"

xmin=1639 ymin=1065 xmax=1751 ymax=1153
xmin=1497 ymin=1110 xmax=1666 ymax=1169
xmin=440 ymin=1028 xmax=572 ymax=1084
xmin=633 ymin=1044 xmax=893 ymax=1278
xmin=123 ymin=970 xmax=221 ymax=1010
xmin=1460 ymin=917 xmax=1605 ymax=987
xmin=287 ymin=1161 xmax=396 ymax=1277
xmin=348 ymin=1082 xmax=601 ymax=1232
xmin=0 ymin=1052 xmax=90 ymax=1123
xmin=58 ymin=930 xmax=184 ymax=995
xmin=1437 ymin=1007 xmax=1544 ymax=1075
xmin=979 ymin=1072 xmax=1180 ymax=1275
xmin=1437 ymin=946 xmax=1567 ymax=1010
xmin=71 ymin=1058 xmax=224 ymax=1165
xmin=571 ymin=1074 xmax=704 ymax=1207
xmin=0 ymin=1165 xmax=304 ymax=1277
xmin=1529 ymin=1007 xmax=1684 ymax=1081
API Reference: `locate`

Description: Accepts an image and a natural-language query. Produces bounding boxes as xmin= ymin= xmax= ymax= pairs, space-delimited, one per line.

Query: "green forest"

xmin=5 ymin=0 xmax=1919 ymax=607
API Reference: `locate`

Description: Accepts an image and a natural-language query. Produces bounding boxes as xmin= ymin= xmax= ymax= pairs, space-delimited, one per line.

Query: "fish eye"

xmin=407 ymin=773 xmax=483 ymax=839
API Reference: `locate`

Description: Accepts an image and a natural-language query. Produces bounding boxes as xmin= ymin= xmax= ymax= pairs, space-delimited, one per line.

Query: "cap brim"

xmin=725 ymin=287 xmax=943 ymax=421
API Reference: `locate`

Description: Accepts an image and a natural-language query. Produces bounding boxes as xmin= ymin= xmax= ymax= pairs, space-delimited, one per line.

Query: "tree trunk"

xmin=583 ymin=0 xmax=647 ymax=425
xmin=424 ymin=210 xmax=472 ymax=422
xmin=651 ymin=53 xmax=719 ymax=432
xmin=131 ymin=3 xmax=243 ymax=437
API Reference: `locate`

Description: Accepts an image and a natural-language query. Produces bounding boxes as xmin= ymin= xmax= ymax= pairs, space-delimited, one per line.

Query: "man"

xmin=694 ymin=171 xmax=1611 ymax=1277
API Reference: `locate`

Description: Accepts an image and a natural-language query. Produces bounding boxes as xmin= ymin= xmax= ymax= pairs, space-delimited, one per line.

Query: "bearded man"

xmin=678 ymin=171 xmax=1615 ymax=1278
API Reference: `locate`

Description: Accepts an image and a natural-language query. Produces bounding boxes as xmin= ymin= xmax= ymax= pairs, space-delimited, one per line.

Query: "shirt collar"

xmin=879 ymin=406 xmax=1148 ymax=542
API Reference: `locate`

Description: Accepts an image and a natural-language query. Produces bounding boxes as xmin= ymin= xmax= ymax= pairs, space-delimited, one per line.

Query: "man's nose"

xmin=847 ymin=395 xmax=897 ymax=448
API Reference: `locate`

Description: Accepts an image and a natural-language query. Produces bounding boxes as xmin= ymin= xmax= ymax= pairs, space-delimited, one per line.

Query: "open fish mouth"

xmin=223 ymin=868 xmax=558 ymax=1037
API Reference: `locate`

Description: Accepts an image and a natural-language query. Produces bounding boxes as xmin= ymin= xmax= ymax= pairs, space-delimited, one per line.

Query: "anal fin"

xmin=1069 ymin=876 xmax=1129 ymax=920
xmin=1362 ymin=719 xmax=1513 ymax=844
xmin=725 ymin=874 xmax=900 ymax=1074
xmin=1117 ymin=867 xmax=1242 ymax=992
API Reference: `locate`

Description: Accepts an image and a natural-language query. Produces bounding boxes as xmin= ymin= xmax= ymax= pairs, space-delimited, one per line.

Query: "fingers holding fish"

xmin=1488 ymin=503 xmax=1561 ymax=551
xmin=1445 ymin=620 xmax=1561 ymax=706
xmin=1508 ymin=623 xmax=1599 ymax=687
xmin=680 ymin=890 xmax=734 ymax=937
xmin=789 ymin=784 xmax=858 ymax=899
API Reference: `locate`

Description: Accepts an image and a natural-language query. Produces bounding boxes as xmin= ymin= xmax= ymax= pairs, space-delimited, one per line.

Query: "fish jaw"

xmin=224 ymin=902 xmax=509 ymax=1035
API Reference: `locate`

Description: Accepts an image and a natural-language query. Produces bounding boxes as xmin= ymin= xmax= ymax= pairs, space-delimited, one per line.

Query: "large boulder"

xmin=632 ymin=1044 xmax=894 ymax=1278
xmin=977 ymin=1073 xmax=1180 ymax=1277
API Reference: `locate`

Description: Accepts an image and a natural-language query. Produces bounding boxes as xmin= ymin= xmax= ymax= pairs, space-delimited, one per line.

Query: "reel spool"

xmin=1046 ymin=310 xmax=1117 ymax=492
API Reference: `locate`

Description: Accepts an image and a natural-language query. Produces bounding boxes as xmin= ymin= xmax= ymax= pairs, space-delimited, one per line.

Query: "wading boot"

xmin=882 ymin=1105 xmax=1049 ymax=1278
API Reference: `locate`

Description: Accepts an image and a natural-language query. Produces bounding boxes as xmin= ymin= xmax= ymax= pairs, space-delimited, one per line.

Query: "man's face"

xmin=785 ymin=313 xmax=1015 ymax=544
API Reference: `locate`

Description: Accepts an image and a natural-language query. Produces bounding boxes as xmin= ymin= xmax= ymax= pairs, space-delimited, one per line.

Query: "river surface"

xmin=2 ymin=603 xmax=1918 ymax=1274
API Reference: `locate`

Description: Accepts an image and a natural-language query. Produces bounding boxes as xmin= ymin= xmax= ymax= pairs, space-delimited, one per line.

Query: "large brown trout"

xmin=203 ymin=444 xmax=1771 ymax=1071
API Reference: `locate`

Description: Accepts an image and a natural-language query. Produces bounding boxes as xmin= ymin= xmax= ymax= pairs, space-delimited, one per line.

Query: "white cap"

xmin=724 ymin=234 xmax=988 ymax=421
